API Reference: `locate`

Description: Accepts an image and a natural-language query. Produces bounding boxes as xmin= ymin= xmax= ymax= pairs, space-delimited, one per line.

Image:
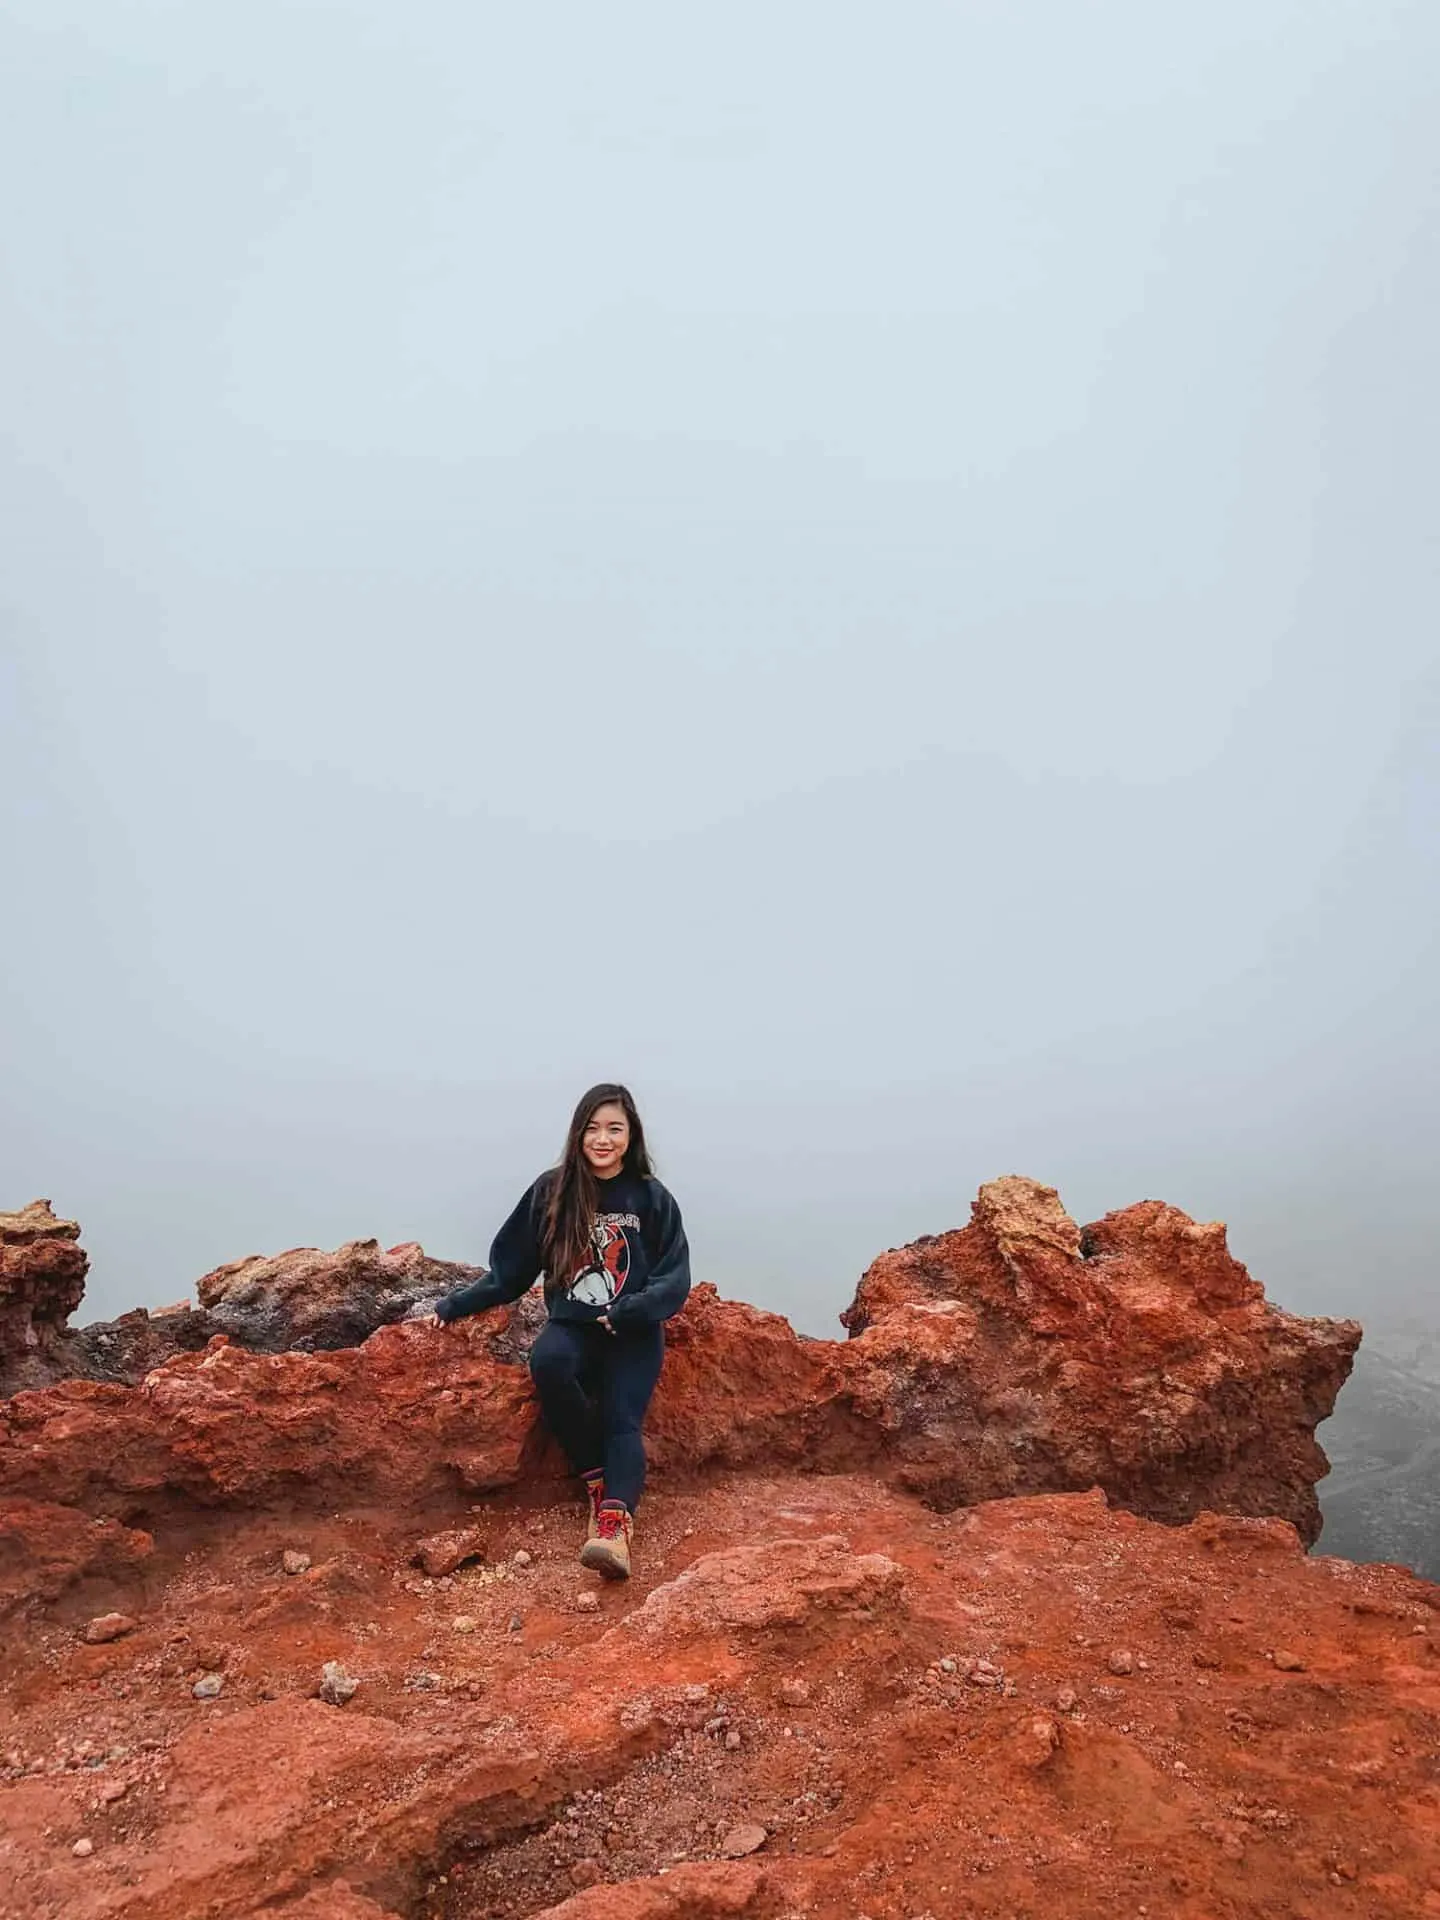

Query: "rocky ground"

xmin=3 ymin=1175 xmax=1425 ymax=1920
xmin=2 ymin=1473 xmax=1438 ymax=1920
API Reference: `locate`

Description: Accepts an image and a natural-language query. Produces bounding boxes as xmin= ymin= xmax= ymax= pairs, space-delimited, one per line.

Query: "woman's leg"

xmin=597 ymin=1322 xmax=665 ymax=1513
xmin=528 ymin=1320 xmax=603 ymax=1477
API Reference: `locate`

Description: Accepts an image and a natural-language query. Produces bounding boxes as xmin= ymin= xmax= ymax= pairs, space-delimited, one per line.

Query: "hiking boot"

xmin=582 ymin=1472 xmax=605 ymax=1543
xmin=580 ymin=1500 xmax=633 ymax=1581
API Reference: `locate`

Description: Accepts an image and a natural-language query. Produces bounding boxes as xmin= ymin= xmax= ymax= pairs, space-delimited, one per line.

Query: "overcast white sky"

xmin=2 ymin=1 xmax=1436 ymax=1333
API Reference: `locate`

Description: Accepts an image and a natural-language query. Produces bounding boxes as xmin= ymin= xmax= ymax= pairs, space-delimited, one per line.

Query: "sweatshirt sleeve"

xmin=434 ymin=1179 xmax=546 ymax=1322
xmin=608 ymin=1181 xmax=691 ymax=1325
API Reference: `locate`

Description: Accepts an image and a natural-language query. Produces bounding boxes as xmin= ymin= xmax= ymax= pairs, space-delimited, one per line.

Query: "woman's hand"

xmin=598 ymin=1312 xmax=617 ymax=1337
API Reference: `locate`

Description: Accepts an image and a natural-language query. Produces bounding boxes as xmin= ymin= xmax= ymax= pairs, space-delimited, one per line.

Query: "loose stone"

xmin=83 ymin=1614 xmax=137 ymax=1645
xmin=413 ymin=1528 xmax=487 ymax=1579
xmin=192 ymin=1673 xmax=224 ymax=1700
xmin=318 ymin=1660 xmax=359 ymax=1706
xmin=721 ymin=1822 xmax=768 ymax=1858
xmin=282 ymin=1551 xmax=311 ymax=1576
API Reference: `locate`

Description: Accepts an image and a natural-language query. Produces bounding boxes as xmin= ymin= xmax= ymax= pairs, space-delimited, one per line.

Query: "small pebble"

xmin=725 ymin=1729 xmax=743 ymax=1751
xmin=1055 ymin=1687 xmax=1078 ymax=1712
xmin=1107 ymin=1649 xmax=1135 ymax=1676
xmin=576 ymin=1592 xmax=600 ymax=1614
xmin=1272 ymin=1649 xmax=1307 ymax=1672
xmin=450 ymin=1616 xmax=478 ymax=1635
xmin=72 ymin=1838 xmax=94 ymax=1858
xmin=507 ymin=1614 xmax=524 ymax=1633
xmin=513 ymin=1549 xmax=533 ymax=1568
xmin=192 ymin=1673 xmax=224 ymax=1700
xmin=939 ymin=1657 xmax=957 ymax=1674
xmin=282 ymin=1551 xmax=311 ymax=1577
xmin=778 ymin=1678 xmax=811 ymax=1706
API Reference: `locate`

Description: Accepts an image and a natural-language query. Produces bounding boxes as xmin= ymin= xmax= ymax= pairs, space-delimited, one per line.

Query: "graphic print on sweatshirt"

xmin=566 ymin=1210 xmax=642 ymax=1307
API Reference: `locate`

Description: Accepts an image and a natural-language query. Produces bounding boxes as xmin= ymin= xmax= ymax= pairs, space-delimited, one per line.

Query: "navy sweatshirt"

xmin=434 ymin=1169 xmax=691 ymax=1328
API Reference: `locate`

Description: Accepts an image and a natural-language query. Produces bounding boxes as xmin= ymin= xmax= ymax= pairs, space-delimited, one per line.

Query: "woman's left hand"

xmin=598 ymin=1312 xmax=617 ymax=1337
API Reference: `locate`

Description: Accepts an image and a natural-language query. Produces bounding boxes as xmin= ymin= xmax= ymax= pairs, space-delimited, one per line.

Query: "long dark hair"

xmin=542 ymin=1083 xmax=653 ymax=1287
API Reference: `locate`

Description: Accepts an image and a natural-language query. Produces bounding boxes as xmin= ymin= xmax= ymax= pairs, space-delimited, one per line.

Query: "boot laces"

xmin=596 ymin=1504 xmax=626 ymax=1541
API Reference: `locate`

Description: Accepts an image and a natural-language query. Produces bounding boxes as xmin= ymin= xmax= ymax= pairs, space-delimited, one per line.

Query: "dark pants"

xmin=527 ymin=1318 xmax=665 ymax=1513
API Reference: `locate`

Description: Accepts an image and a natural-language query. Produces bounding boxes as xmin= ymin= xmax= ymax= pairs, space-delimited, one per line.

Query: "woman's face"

xmin=582 ymin=1102 xmax=631 ymax=1178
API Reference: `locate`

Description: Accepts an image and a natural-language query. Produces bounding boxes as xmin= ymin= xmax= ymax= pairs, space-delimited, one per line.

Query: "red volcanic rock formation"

xmin=0 ymin=1497 xmax=153 ymax=1620
xmin=0 ymin=1177 xmax=1416 ymax=1920
xmin=838 ymin=1175 xmax=1359 ymax=1540
xmin=0 ymin=1201 xmax=89 ymax=1395
xmin=195 ymin=1238 xmax=483 ymax=1353
xmin=0 ymin=1178 xmax=1357 ymax=1546
xmin=0 ymin=1217 xmax=484 ymax=1400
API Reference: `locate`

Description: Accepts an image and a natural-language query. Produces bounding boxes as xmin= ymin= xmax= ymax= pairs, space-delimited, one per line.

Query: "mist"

xmin=2 ymin=1 xmax=1436 ymax=1337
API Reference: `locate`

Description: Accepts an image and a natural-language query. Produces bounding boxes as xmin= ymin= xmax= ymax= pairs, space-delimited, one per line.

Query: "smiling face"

xmin=581 ymin=1101 xmax=631 ymax=1179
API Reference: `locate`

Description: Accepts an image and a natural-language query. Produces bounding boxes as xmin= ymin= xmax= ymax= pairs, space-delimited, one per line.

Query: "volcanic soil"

xmin=3 ymin=1470 xmax=1438 ymax=1920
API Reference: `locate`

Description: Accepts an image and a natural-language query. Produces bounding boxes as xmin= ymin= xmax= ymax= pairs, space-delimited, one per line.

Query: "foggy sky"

xmin=2 ymin=2 xmax=1437 ymax=1337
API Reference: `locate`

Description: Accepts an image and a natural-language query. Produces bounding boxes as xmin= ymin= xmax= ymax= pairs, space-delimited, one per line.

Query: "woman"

xmin=429 ymin=1084 xmax=690 ymax=1581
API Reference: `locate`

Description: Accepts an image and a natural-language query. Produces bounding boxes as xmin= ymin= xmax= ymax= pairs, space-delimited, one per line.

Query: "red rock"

xmin=72 ymin=1303 xmax=220 ymax=1387
xmin=412 ymin=1528 xmax=487 ymax=1578
xmin=82 ymin=1612 xmax=138 ymax=1644
xmin=0 ymin=1496 xmax=153 ymax=1619
xmin=196 ymin=1239 xmax=484 ymax=1353
xmin=836 ymin=1175 xmax=1359 ymax=1541
xmin=719 ymin=1824 xmax=768 ymax=1858
xmin=1 ymin=1216 xmax=487 ymax=1402
xmin=0 ymin=1179 xmax=1358 ymax=1548
xmin=1011 ymin=1713 xmax=1062 ymax=1769
xmin=624 ymin=1535 xmax=903 ymax=1640
xmin=270 ymin=1883 xmax=403 ymax=1920
xmin=535 ymin=1863 xmax=770 ymax=1917
xmin=0 ymin=1201 xmax=89 ymax=1394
